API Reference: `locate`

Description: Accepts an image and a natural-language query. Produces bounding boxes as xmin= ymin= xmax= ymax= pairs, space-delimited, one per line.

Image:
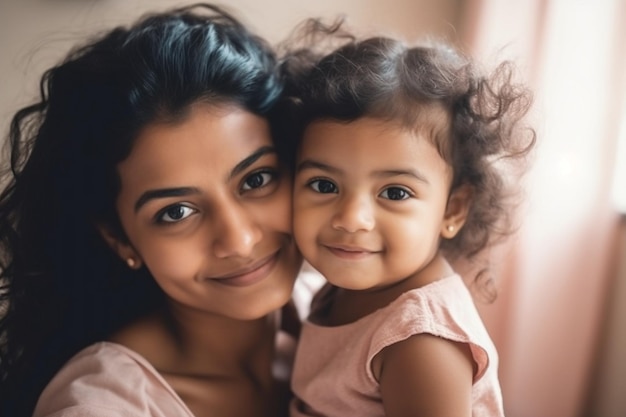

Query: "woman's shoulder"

xmin=107 ymin=311 xmax=180 ymax=367
xmin=33 ymin=342 xmax=194 ymax=417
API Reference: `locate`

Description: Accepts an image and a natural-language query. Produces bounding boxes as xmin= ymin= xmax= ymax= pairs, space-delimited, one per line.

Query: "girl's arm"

xmin=376 ymin=334 xmax=475 ymax=417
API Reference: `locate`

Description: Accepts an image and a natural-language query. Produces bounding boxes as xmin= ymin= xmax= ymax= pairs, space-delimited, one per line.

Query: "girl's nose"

xmin=212 ymin=201 xmax=262 ymax=258
xmin=331 ymin=194 xmax=375 ymax=233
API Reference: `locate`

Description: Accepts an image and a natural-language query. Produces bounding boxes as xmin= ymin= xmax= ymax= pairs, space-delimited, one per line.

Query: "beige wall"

xmin=4 ymin=2 xmax=625 ymax=416
xmin=461 ymin=1 xmax=626 ymax=416
xmin=0 ymin=0 xmax=460 ymax=137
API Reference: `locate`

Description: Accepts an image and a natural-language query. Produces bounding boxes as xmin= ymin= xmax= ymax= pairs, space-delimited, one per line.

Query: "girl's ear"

xmin=441 ymin=184 xmax=472 ymax=239
xmin=97 ymin=224 xmax=143 ymax=270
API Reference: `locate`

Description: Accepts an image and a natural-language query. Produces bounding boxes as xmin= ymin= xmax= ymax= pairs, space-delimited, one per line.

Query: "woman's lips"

xmin=208 ymin=252 xmax=278 ymax=287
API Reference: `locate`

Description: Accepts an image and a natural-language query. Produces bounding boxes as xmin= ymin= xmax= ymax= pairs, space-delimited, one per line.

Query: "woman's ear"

xmin=97 ymin=224 xmax=143 ymax=270
xmin=441 ymin=184 xmax=472 ymax=239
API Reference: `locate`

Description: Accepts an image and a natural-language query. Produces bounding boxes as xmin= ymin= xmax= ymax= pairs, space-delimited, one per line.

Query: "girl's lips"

xmin=208 ymin=252 xmax=278 ymax=287
xmin=325 ymin=244 xmax=378 ymax=260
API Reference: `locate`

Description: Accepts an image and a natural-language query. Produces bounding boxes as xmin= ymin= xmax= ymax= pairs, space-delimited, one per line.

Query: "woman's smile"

xmin=206 ymin=251 xmax=279 ymax=287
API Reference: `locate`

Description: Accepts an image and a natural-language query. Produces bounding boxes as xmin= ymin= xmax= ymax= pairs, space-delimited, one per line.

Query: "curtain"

xmin=459 ymin=1 xmax=626 ymax=416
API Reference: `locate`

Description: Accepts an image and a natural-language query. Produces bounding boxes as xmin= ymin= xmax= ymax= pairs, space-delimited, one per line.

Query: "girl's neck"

xmin=322 ymin=253 xmax=454 ymax=326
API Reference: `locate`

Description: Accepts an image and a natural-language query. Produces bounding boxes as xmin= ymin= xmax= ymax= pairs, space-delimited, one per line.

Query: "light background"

xmin=1 ymin=1 xmax=625 ymax=417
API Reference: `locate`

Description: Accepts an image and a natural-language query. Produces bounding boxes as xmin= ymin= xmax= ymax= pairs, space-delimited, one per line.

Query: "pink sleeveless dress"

xmin=290 ymin=274 xmax=505 ymax=417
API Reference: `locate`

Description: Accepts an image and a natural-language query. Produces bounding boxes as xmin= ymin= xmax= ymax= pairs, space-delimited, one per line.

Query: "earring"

xmin=126 ymin=258 xmax=136 ymax=268
xmin=446 ymin=225 xmax=455 ymax=233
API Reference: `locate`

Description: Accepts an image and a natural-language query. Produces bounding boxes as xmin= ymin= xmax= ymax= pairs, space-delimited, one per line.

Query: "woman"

xmin=0 ymin=4 xmax=302 ymax=416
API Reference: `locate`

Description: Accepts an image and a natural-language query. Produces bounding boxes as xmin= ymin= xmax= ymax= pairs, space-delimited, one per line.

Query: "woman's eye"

xmin=380 ymin=187 xmax=411 ymax=201
xmin=309 ymin=179 xmax=337 ymax=194
xmin=157 ymin=205 xmax=196 ymax=223
xmin=242 ymin=171 xmax=274 ymax=191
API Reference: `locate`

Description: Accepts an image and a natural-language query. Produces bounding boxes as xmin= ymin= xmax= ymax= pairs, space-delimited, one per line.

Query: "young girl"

xmin=283 ymin=35 xmax=536 ymax=416
xmin=0 ymin=4 xmax=303 ymax=417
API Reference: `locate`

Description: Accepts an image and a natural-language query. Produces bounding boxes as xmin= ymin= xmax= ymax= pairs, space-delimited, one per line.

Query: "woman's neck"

xmin=110 ymin=301 xmax=278 ymax=377
xmin=109 ymin=302 xmax=283 ymax=417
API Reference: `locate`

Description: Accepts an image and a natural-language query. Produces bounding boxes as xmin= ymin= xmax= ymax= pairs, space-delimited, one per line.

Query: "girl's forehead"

xmin=300 ymin=117 xmax=450 ymax=168
xmin=297 ymin=118 xmax=454 ymax=194
xmin=301 ymin=116 xmax=446 ymax=151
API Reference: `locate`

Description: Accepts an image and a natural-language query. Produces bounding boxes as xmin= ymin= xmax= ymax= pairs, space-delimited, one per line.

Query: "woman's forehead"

xmin=117 ymin=105 xmax=274 ymax=187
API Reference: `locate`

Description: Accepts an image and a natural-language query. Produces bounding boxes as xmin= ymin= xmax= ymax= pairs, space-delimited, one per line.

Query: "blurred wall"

xmin=585 ymin=219 xmax=626 ymax=417
xmin=459 ymin=1 xmax=626 ymax=417
xmin=2 ymin=1 xmax=625 ymax=417
xmin=0 ymin=0 xmax=461 ymax=135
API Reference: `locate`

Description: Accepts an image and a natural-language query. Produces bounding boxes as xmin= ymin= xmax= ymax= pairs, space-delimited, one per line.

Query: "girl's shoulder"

xmin=382 ymin=274 xmax=482 ymax=333
xmin=369 ymin=274 xmax=497 ymax=379
xmin=32 ymin=342 xmax=194 ymax=417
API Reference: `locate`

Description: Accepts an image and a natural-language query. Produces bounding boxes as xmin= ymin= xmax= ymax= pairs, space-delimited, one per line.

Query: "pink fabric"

xmin=290 ymin=274 xmax=504 ymax=417
xmin=33 ymin=333 xmax=298 ymax=417
xmin=33 ymin=342 xmax=195 ymax=417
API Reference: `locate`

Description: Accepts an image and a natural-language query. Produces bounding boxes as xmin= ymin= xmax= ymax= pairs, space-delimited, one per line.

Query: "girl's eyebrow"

xmin=296 ymin=159 xmax=343 ymax=175
xmin=297 ymin=159 xmax=430 ymax=184
xmin=134 ymin=146 xmax=276 ymax=212
xmin=372 ymin=169 xmax=430 ymax=184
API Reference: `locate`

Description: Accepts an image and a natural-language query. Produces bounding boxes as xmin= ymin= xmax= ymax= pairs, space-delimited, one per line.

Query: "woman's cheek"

xmin=143 ymin=245 xmax=201 ymax=282
xmin=270 ymin=181 xmax=295 ymax=233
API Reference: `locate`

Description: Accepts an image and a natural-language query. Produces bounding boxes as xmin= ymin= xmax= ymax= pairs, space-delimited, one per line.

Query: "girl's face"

xmin=110 ymin=104 xmax=301 ymax=320
xmin=293 ymin=117 xmax=467 ymax=291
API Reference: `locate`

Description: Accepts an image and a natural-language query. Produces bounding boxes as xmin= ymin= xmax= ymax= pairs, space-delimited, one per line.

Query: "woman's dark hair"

xmin=281 ymin=29 xmax=536 ymax=296
xmin=0 ymin=4 xmax=284 ymax=415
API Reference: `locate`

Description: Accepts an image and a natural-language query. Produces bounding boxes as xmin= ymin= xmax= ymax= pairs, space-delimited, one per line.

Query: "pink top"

xmin=33 ymin=331 xmax=297 ymax=417
xmin=290 ymin=274 xmax=504 ymax=417
xmin=33 ymin=342 xmax=195 ymax=417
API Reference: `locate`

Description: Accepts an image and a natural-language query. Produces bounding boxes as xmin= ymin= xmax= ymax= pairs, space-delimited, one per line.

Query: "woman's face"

xmin=111 ymin=104 xmax=301 ymax=320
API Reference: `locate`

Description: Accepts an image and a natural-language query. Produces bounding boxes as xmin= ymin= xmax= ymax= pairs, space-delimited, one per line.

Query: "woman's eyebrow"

xmin=133 ymin=146 xmax=276 ymax=212
xmin=229 ymin=145 xmax=276 ymax=179
xmin=134 ymin=187 xmax=200 ymax=212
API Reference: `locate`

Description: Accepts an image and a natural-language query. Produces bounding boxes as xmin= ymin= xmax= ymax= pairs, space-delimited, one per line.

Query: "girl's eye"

xmin=242 ymin=171 xmax=275 ymax=191
xmin=157 ymin=204 xmax=196 ymax=223
xmin=309 ymin=179 xmax=338 ymax=194
xmin=380 ymin=187 xmax=411 ymax=201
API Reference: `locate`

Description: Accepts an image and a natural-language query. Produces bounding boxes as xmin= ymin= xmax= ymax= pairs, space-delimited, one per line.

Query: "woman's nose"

xmin=331 ymin=194 xmax=375 ymax=233
xmin=211 ymin=202 xmax=262 ymax=258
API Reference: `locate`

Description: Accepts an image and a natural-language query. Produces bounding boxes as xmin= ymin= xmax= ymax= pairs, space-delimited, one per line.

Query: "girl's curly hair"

xmin=278 ymin=26 xmax=536 ymax=297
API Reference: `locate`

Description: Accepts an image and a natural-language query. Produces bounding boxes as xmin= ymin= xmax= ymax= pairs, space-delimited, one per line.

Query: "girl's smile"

xmin=323 ymin=243 xmax=381 ymax=260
